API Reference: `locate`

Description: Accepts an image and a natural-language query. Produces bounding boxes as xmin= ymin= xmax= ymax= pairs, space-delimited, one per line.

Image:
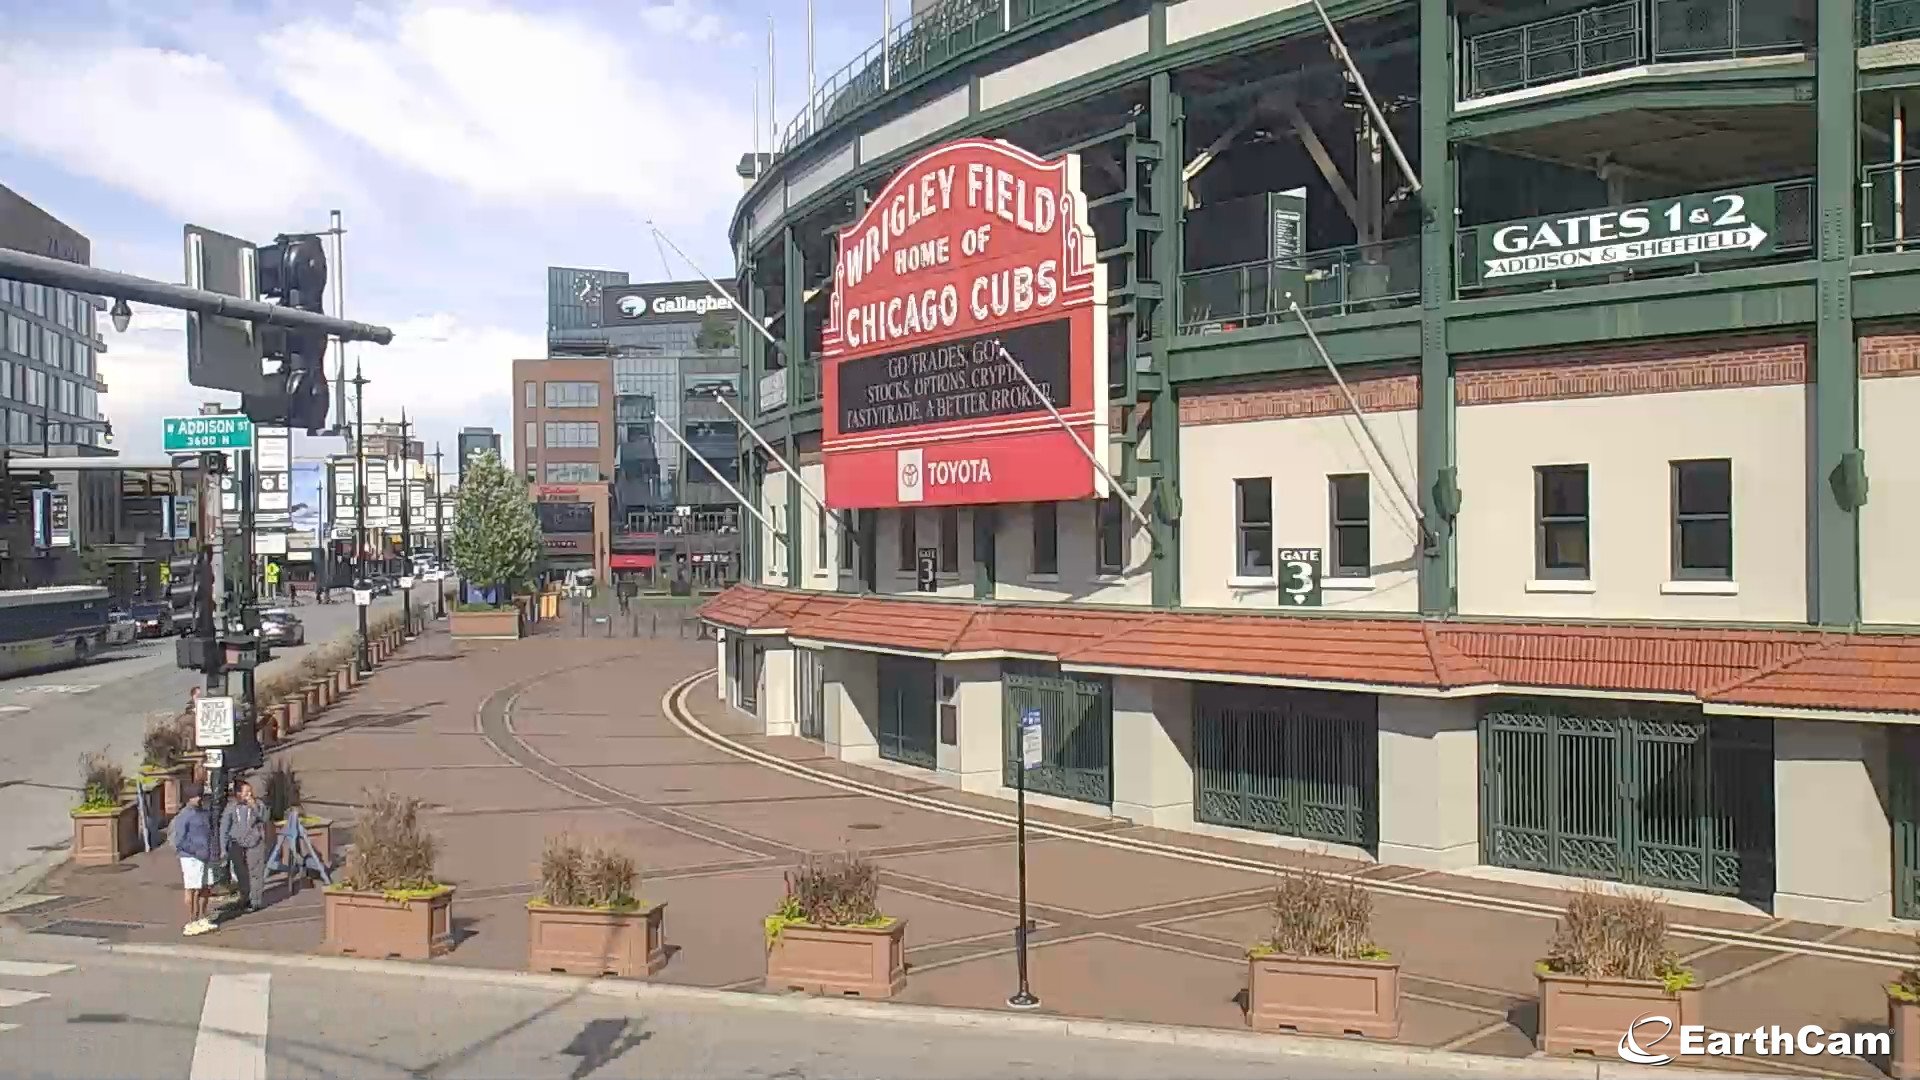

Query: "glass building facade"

xmin=0 ymin=184 xmax=111 ymax=455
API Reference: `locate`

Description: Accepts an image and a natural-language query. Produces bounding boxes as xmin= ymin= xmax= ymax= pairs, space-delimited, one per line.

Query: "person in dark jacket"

xmin=221 ymin=779 xmax=270 ymax=913
xmin=168 ymin=785 xmax=216 ymax=933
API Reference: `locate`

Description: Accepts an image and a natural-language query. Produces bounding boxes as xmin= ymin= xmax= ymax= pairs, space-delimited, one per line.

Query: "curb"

xmin=102 ymin=942 xmax=1779 ymax=1080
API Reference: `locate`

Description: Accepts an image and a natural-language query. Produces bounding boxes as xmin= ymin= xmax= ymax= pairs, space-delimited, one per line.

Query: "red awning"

xmin=611 ymin=553 xmax=657 ymax=570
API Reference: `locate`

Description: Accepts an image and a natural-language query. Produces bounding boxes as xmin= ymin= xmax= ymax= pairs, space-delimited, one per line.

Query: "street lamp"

xmin=351 ymin=364 xmax=371 ymax=677
xmin=109 ymin=298 xmax=131 ymax=333
xmin=432 ymin=442 xmax=447 ymax=620
xmin=398 ymin=411 xmax=413 ymax=638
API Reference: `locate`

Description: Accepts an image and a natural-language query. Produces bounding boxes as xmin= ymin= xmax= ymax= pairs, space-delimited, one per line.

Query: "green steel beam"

xmin=1417 ymin=0 xmax=1455 ymax=616
xmin=783 ymin=228 xmax=805 ymax=586
xmin=1811 ymin=2 xmax=1860 ymax=627
xmin=1446 ymin=266 xmax=1819 ymax=355
xmin=1171 ymin=312 xmax=1423 ymax=382
xmin=1450 ymin=73 xmax=1815 ymax=141
xmin=1149 ymin=71 xmax=1181 ymax=610
xmin=973 ymin=507 xmax=996 ymax=599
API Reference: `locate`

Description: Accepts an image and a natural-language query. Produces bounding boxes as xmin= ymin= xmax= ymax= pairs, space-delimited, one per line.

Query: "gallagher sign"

xmin=821 ymin=137 xmax=1107 ymax=509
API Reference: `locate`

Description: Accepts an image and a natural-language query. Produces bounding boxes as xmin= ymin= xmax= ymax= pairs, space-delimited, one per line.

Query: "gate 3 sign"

xmin=1473 ymin=184 xmax=1777 ymax=285
xmin=821 ymin=137 xmax=1108 ymax=509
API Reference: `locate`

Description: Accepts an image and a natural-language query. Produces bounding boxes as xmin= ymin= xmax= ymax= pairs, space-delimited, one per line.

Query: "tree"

xmin=449 ymin=450 xmax=540 ymax=607
xmin=694 ymin=310 xmax=737 ymax=352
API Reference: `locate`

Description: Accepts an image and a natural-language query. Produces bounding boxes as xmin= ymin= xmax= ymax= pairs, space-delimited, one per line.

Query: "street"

xmin=0 ymin=930 xmax=1518 ymax=1080
xmin=0 ymin=589 xmax=436 ymax=902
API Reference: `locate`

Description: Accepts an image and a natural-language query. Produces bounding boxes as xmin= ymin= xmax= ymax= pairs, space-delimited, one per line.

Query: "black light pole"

xmin=398 ymin=411 xmax=413 ymax=638
xmin=1009 ymin=707 xmax=1040 ymax=1010
xmin=432 ymin=442 xmax=446 ymax=619
xmin=352 ymin=365 xmax=371 ymax=677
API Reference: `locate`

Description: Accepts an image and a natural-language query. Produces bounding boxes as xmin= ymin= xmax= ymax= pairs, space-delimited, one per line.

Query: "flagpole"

xmin=806 ymin=0 xmax=816 ymax=138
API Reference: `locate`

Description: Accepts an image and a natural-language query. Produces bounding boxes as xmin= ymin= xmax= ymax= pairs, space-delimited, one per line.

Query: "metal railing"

xmin=1176 ymin=237 xmax=1421 ymax=335
xmin=779 ymin=0 xmax=1088 ymax=152
xmin=1456 ymin=176 xmax=1814 ymax=295
xmin=1861 ymin=161 xmax=1920 ymax=252
xmin=798 ymin=353 xmax=822 ymax=405
xmin=1864 ymin=0 xmax=1920 ymax=45
xmin=1460 ymin=0 xmax=1810 ymax=100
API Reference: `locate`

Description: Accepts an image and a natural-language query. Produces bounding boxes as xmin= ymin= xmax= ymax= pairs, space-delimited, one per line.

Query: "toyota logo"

xmin=900 ymin=463 xmax=920 ymax=487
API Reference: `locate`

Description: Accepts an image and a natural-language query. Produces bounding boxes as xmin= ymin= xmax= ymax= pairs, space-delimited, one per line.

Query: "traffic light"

xmin=242 ymin=234 xmax=330 ymax=433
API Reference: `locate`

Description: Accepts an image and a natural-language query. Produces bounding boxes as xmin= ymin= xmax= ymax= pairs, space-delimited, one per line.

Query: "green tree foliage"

xmin=694 ymin=310 xmax=737 ymax=352
xmin=449 ymin=450 xmax=539 ymax=607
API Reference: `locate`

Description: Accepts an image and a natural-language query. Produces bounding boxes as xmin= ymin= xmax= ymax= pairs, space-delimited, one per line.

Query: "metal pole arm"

xmin=0 ymin=248 xmax=395 ymax=345
xmin=650 ymin=415 xmax=784 ymax=540
xmin=994 ymin=346 xmax=1154 ymax=536
xmin=1307 ymin=0 xmax=1421 ymax=198
xmin=703 ymin=390 xmax=831 ymax=514
xmin=646 ymin=223 xmax=783 ymax=354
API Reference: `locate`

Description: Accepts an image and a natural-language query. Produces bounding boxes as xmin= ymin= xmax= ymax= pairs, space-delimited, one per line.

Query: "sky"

xmin=0 ymin=0 xmax=882 ymax=471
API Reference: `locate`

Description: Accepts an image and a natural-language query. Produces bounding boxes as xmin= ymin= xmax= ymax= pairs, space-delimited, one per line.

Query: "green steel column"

xmin=783 ymin=229 xmax=805 ymax=585
xmin=746 ymin=268 xmax=767 ymax=582
xmin=972 ymin=507 xmax=996 ymax=598
xmin=1148 ymin=71 xmax=1182 ymax=610
xmin=1811 ymin=2 xmax=1860 ymax=627
xmin=1416 ymin=0 xmax=1457 ymax=616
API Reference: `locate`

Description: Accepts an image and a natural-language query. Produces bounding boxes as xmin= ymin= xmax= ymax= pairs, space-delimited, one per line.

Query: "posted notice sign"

xmin=821 ymin=137 xmax=1108 ymax=509
xmin=163 ymin=414 xmax=254 ymax=452
xmin=1470 ymin=184 xmax=1776 ymax=285
xmin=195 ymin=695 xmax=237 ymax=748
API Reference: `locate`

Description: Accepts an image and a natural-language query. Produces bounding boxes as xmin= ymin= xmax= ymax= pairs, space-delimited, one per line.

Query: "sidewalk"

xmin=12 ymin=631 xmax=1914 ymax=1079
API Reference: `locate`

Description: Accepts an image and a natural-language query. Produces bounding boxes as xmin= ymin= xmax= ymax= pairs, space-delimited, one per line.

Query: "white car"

xmin=104 ymin=611 xmax=139 ymax=646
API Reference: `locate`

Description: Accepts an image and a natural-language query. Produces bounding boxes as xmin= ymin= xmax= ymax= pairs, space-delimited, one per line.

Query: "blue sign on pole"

xmin=1020 ymin=707 xmax=1043 ymax=769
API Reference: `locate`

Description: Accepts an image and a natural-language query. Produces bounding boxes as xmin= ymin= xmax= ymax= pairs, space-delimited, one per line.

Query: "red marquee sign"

xmin=822 ymin=137 xmax=1107 ymax=509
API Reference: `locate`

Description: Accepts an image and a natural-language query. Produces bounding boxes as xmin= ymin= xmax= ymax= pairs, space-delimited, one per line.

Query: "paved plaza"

xmin=12 ymin=614 xmax=1918 ymax=1079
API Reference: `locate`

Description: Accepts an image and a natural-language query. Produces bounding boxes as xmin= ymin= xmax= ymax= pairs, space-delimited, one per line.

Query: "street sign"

xmin=916 ymin=547 xmax=938 ymax=593
xmin=353 ymin=588 xmax=371 ymax=607
xmin=202 ymin=748 xmax=223 ymax=769
xmin=1278 ymin=548 xmax=1323 ymax=608
xmin=399 ymin=575 xmax=415 ymax=589
xmin=162 ymin=414 xmax=254 ymax=452
xmin=1020 ymin=707 xmax=1044 ymax=769
xmin=194 ymin=695 xmax=236 ymax=748
xmin=1469 ymin=183 xmax=1777 ymax=285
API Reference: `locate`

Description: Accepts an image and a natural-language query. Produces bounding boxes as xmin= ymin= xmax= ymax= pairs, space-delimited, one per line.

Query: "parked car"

xmin=258 ymin=608 xmax=306 ymax=647
xmin=369 ymin=576 xmax=394 ymax=597
xmin=104 ymin=610 xmax=139 ymax=647
xmin=128 ymin=601 xmax=174 ymax=639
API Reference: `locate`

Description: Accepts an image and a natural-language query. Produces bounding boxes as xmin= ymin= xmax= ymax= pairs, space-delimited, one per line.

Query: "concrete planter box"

xmin=323 ymin=887 xmax=454 ymax=960
xmin=451 ymin=610 xmax=522 ymax=640
xmin=1247 ymin=952 xmax=1402 ymax=1038
xmin=334 ymin=667 xmax=351 ymax=693
xmin=1537 ymin=971 xmax=1699 ymax=1057
xmin=765 ymin=920 xmax=906 ymax=998
xmin=70 ymin=802 xmax=139 ymax=866
xmin=527 ymin=902 xmax=668 ymax=977
xmin=284 ymin=696 xmax=305 ymax=733
xmin=1893 ymin=994 xmax=1920 ymax=1079
xmin=141 ymin=764 xmax=194 ymax=818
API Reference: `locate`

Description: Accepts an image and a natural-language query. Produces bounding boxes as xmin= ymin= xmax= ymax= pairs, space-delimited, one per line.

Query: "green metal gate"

xmin=1193 ymin=685 xmax=1377 ymax=849
xmin=794 ymin=647 xmax=825 ymax=741
xmin=730 ymin=635 xmax=759 ymax=715
xmin=877 ymin=655 xmax=937 ymax=769
xmin=1003 ymin=665 xmax=1113 ymax=806
xmin=1480 ymin=699 xmax=1774 ymax=900
xmin=1895 ymin=728 xmax=1920 ymax=920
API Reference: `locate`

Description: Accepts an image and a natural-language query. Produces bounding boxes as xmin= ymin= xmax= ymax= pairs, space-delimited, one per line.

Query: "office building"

xmin=0 ymin=183 xmax=112 ymax=457
xmin=457 ymin=426 xmax=500 ymax=482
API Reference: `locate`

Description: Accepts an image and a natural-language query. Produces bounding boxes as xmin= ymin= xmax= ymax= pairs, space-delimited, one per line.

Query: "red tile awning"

xmin=694 ymin=584 xmax=1920 ymax=715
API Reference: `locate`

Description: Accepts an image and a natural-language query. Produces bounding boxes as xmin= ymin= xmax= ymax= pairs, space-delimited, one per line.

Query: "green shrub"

xmin=1889 ymin=932 xmax=1920 ymax=1003
xmin=76 ymin=750 xmax=124 ymax=811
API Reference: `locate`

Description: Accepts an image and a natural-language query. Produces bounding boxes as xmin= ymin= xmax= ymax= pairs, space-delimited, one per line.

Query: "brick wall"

xmin=1860 ymin=330 xmax=1920 ymax=379
xmin=1180 ymin=365 xmax=1419 ymax=426
xmin=1454 ymin=337 xmax=1807 ymax=407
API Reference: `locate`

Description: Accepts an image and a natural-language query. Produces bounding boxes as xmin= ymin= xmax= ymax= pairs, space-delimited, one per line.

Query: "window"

xmin=524 ymin=420 xmax=536 ymax=451
xmin=1329 ymin=474 xmax=1370 ymax=577
xmin=544 ymin=381 xmax=601 ymax=408
xmin=1535 ymin=465 xmax=1590 ymax=579
xmin=1031 ymin=502 xmax=1058 ymax=576
xmin=523 ymin=381 xmax=536 ymax=409
xmin=938 ymin=508 xmax=959 ymax=573
xmin=897 ymin=509 xmax=916 ymax=572
xmin=1096 ymin=495 xmax=1125 ymax=574
xmin=0 ymin=360 xmax=10 ymax=399
xmin=1234 ymin=478 xmax=1272 ymax=578
xmin=56 ymin=291 xmax=73 ymax=329
xmin=816 ymin=503 xmax=828 ymax=571
xmin=543 ymin=421 xmax=599 ymax=448
xmin=3 ymin=315 xmax=25 ymax=356
xmin=27 ymin=370 xmax=44 ymax=407
xmin=1672 ymin=459 xmax=1732 ymax=580
xmin=41 ymin=329 xmax=57 ymax=367
xmin=840 ymin=509 xmax=857 ymax=572
xmin=543 ymin=462 xmax=598 ymax=483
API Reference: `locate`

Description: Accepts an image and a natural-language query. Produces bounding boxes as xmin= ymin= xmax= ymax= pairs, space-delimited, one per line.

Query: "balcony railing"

xmin=1177 ymin=238 xmax=1422 ymax=336
xmin=1864 ymin=0 xmax=1920 ymax=45
xmin=1457 ymin=176 xmax=1814 ymax=295
xmin=1862 ymin=161 xmax=1920 ymax=252
xmin=779 ymin=0 xmax=1085 ymax=152
xmin=1460 ymin=0 xmax=1809 ymax=100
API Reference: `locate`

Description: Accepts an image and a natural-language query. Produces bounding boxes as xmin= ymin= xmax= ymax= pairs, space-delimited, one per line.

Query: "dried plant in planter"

xmin=76 ymin=751 xmax=124 ymax=811
xmin=262 ymin=761 xmax=304 ymax=824
xmin=1251 ymin=868 xmax=1386 ymax=961
xmin=336 ymin=790 xmax=442 ymax=897
xmin=141 ymin=718 xmax=190 ymax=771
xmin=537 ymin=834 xmax=586 ymax=906
xmin=766 ymin=852 xmax=886 ymax=945
xmin=1890 ymin=932 xmax=1920 ymax=1003
xmin=582 ymin=845 xmax=639 ymax=910
xmin=1540 ymin=886 xmax=1692 ymax=991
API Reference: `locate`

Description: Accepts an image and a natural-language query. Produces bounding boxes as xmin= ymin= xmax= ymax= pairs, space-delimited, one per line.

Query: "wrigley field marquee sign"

xmin=821 ymin=137 xmax=1108 ymax=509
xmin=1473 ymin=184 xmax=1777 ymax=285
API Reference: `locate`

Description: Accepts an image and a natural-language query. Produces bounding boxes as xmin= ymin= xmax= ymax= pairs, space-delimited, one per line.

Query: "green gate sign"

xmin=162 ymin=414 xmax=254 ymax=452
xmin=1472 ymin=184 xmax=1777 ymax=285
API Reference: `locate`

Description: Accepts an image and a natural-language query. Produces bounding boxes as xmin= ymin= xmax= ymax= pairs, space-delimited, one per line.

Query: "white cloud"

xmin=96 ymin=304 xmax=540 ymax=471
xmin=259 ymin=2 xmax=748 ymax=228
xmin=639 ymin=0 xmax=731 ymax=44
xmin=0 ymin=42 xmax=350 ymax=237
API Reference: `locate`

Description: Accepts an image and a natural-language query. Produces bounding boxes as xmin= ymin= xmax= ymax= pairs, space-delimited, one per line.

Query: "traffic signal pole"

xmin=398 ymin=412 xmax=412 ymax=638
xmin=432 ymin=443 xmax=446 ymax=620
xmin=352 ymin=366 xmax=371 ymax=677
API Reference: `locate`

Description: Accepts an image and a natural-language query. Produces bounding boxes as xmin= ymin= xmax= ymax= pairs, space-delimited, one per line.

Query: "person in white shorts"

xmin=167 ymin=784 xmax=216 ymax=933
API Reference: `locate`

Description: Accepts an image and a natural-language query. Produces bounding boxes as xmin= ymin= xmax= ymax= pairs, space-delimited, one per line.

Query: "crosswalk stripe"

xmin=0 ymin=990 xmax=49 ymax=1008
xmin=0 ymin=961 xmax=74 ymax=977
xmin=189 ymin=973 xmax=269 ymax=1080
